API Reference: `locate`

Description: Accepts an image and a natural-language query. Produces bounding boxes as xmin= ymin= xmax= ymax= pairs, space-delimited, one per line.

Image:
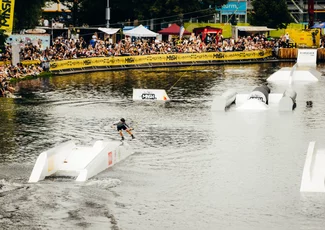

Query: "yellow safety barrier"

xmin=21 ymin=60 xmax=41 ymax=65
xmin=0 ymin=60 xmax=40 ymax=66
xmin=50 ymin=49 xmax=272 ymax=71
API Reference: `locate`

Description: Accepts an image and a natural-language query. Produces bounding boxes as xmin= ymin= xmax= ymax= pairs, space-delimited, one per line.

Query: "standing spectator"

xmin=90 ymin=35 xmax=97 ymax=48
xmin=285 ymin=32 xmax=290 ymax=47
xmin=43 ymin=18 xmax=49 ymax=27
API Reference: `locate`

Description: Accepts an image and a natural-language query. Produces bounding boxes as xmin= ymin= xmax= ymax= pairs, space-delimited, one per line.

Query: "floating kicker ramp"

xmin=29 ymin=140 xmax=134 ymax=182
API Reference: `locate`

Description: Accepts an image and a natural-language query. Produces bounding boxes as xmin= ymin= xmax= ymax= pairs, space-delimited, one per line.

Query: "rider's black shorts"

xmin=117 ymin=124 xmax=128 ymax=131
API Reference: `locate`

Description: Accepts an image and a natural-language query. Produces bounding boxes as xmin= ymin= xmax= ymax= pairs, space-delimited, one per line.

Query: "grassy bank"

xmin=9 ymin=71 xmax=52 ymax=83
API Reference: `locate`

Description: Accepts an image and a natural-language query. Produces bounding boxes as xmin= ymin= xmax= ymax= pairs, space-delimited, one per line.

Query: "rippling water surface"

xmin=1 ymin=62 xmax=325 ymax=229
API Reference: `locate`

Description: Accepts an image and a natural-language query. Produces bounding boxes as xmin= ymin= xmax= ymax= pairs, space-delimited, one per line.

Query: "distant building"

xmin=215 ymin=0 xmax=325 ymax=25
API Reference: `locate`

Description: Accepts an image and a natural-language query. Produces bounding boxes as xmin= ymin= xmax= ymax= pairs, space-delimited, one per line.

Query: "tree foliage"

xmin=250 ymin=0 xmax=293 ymax=29
xmin=59 ymin=0 xmax=228 ymax=27
xmin=14 ymin=0 xmax=47 ymax=31
xmin=114 ymin=0 xmax=228 ymax=22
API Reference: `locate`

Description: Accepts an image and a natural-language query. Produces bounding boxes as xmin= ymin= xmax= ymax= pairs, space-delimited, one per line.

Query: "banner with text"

xmin=50 ymin=49 xmax=272 ymax=71
xmin=0 ymin=0 xmax=16 ymax=34
xmin=133 ymin=89 xmax=170 ymax=102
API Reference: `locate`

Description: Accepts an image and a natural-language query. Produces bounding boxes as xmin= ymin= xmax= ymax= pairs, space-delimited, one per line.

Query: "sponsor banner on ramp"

xmin=133 ymin=89 xmax=170 ymax=102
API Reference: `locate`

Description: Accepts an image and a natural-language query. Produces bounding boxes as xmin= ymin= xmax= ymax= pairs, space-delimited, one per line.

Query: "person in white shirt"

xmin=43 ymin=19 xmax=49 ymax=27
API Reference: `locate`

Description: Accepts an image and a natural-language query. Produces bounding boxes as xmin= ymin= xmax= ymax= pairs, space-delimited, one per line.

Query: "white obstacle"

xmin=279 ymin=88 xmax=297 ymax=111
xmin=28 ymin=140 xmax=134 ymax=183
xmin=300 ymin=142 xmax=325 ymax=192
xmin=211 ymin=89 xmax=237 ymax=111
xmin=236 ymin=86 xmax=281 ymax=110
xmin=133 ymin=89 xmax=170 ymax=102
xmin=212 ymin=86 xmax=297 ymax=111
xmin=267 ymin=49 xmax=321 ymax=83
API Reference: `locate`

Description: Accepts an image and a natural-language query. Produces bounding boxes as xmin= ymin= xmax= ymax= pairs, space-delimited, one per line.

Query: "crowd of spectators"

xmin=0 ymin=32 xmax=292 ymax=97
xmin=0 ymin=62 xmax=44 ymax=97
xmin=15 ymin=32 xmax=287 ymax=62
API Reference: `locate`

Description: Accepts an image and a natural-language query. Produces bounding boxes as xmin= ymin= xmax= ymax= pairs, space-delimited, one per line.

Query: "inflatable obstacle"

xmin=211 ymin=86 xmax=297 ymax=111
xmin=211 ymin=89 xmax=237 ymax=111
xmin=133 ymin=89 xmax=170 ymax=102
xmin=28 ymin=140 xmax=134 ymax=183
xmin=267 ymin=49 xmax=321 ymax=83
xmin=279 ymin=88 xmax=297 ymax=111
xmin=300 ymin=142 xmax=325 ymax=192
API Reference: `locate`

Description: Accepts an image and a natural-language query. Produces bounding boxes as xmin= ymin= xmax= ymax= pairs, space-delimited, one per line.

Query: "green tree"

xmin=79 ymin=0 xmax=107 ymax=26
xmin=59 ymin=0 xmax=228 ymax=27
xmin=56 ymin=0 xmax=83 ymax=26
xmin=130 ymin=0 xmax=228 ymax=21
xmin=14 ymin=0 xmax=47 ymax=31
xmin=0 ymin=29 xmax=8 ymax=53
xmin=250 ymin=0 xmax=293 ymax=29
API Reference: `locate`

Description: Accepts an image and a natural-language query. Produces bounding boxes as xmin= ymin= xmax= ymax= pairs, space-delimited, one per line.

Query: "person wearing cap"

xmin=113 ymin=118 xmax=135 ymax=141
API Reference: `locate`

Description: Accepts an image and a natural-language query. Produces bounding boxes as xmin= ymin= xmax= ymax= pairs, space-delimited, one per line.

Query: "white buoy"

xmin=211 ymin=89 xmax=237 ymax=111
xmin=279 ymin=88 xmax=297 ymax=111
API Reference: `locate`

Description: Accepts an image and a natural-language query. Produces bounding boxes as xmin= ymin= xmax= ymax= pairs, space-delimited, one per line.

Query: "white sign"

xmin=297 ymin=49 xmax=317 ymax=66
xmin=133 ymin=89 xmax=170 ymax=101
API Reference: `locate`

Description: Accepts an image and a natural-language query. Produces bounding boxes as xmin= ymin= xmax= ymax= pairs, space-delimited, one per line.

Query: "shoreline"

xmin=7 ymin=57 xmax=297 ymax=84
xmin=50 ymin=57 xmax=296 ymax=76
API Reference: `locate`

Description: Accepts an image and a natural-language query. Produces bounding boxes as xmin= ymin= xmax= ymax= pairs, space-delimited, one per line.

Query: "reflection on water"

xmin=1 ymin=63 xmax=325 ymax=229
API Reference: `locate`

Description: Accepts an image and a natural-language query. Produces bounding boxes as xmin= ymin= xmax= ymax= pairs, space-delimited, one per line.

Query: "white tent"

xmin=123 ymin=25 xmax=158 ymax=37
xmin=98 ymin=27 xmax=120 ymax=35
xmin=232 ymin=26 xmax=276 ymax=40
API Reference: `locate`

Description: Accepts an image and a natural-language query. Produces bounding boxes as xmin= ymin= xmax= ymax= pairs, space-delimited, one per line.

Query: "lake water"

xmin=1 ymin=62 xmax=325 ymax=230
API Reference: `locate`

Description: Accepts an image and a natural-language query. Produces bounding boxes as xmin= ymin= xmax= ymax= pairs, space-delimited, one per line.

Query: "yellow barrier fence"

xmin=0 ymin=60 xmax=40 ymax=66
xmin=21 ymin=60 xmax=41 ymax=65
xmin=50 ymin=49 xmax=273 ymax=71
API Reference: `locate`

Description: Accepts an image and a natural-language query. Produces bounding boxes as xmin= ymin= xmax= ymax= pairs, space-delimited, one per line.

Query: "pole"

xmin=51 ymin=19 xmax=54 ymax=45
xmin=106 ymin=0 xmax=110 ymax=28
xmin=308 ymin=0 xmax=314 ymax=29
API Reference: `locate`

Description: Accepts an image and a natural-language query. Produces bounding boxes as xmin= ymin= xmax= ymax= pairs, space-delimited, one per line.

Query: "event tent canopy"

xmin=232 ymin=26 xmax=276 ymax=40
xmin=193 ymin=26 xmax=223 ymax=41
xmin=98 ymin=27 xmax=120 ymax=35
xmin=235 ymin=26 xmax=275 ymax=32
xmin=158 ymin=23 xmax=191 ymax=35
xmin=123 ymin=25 xmax=158 ymax=37
xmin=193 ymin=26 xmax=222 ymax=35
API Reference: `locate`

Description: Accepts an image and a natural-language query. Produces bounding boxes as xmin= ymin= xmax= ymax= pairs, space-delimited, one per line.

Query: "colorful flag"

xmin=0 ymin=0 xmax=16 ymax=34
xmin=179 ymin=25 xmax=185 ymax=39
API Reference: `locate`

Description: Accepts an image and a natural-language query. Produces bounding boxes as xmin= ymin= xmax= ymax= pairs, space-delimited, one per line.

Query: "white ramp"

xmin=29 ymin=140 xmax=134 ymax=183
xmin=300 ymin=142 xmax=325 ymax=192
xmin=267 ymin=49 xmax=321 ymax=83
